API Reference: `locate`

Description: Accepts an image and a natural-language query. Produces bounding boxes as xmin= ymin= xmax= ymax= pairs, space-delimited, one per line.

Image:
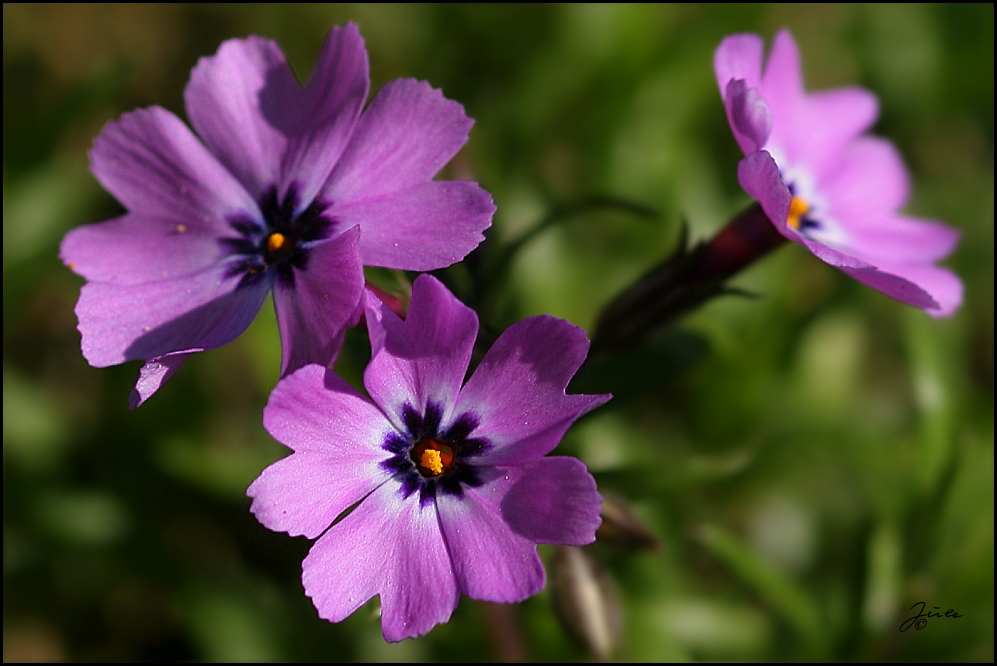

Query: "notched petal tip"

xmin=246 ymin=448 xmax=386 ymax=539
xmin=324 ymin=73 xmax=481 ymax=211
xmin=454 ymin=312 xmax=610 ymax=465
xmin=345 ymin=180 xmax=494 ymax=272
xmin=714 ymin=33 xmax=765 ymax=93
xmin=501 ymin=457 xmax=603 ymax=546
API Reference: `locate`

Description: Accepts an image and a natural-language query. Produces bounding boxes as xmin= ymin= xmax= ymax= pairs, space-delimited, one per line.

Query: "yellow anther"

xmin=176 ymin=224 xmax=187 ymax=233
xmin=420 ymin=449 xmax=444 ymax=476
xmin=267 ymin=232 xmax=287 ymax=252
xmin=787 ymin=196 xmax=809 ymax=230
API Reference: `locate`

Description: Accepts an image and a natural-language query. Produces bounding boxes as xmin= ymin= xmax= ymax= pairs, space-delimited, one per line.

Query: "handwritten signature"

xmin=900 ymin=601 xmax=963 ymax=632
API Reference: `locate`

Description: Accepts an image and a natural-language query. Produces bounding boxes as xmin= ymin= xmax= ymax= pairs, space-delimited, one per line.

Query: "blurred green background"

xmin=3 ymin=4 xmax=992 ymax=661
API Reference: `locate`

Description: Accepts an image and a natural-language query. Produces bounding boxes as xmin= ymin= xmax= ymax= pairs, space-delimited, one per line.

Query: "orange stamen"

xmin=787 ymin=197 xmax=809 ymax=230
xmin=421 ymin=449 xmax=443 ymax=475
xmin=413 ymin=439 xmax=455 ymax=476
xmin=267 ymin=232 xmax=287 ymax=252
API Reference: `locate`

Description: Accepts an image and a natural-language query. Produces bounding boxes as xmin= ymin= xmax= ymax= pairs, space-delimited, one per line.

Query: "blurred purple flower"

xmin=715 ymin=30 xmax=962 ymax=316
xmin=61 ymin=24 xmax=495 ymax=406
xmin=247 ymin=275 xmax=609 ymax=641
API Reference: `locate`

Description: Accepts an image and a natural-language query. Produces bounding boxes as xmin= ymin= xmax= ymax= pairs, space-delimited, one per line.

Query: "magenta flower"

xmin=714 ymin=30 xmax=962 ymax=316
xmin=247 ymin=275 xmax=609 ymax=641
xmin=60 ymin=24 xmax=495 ymax=406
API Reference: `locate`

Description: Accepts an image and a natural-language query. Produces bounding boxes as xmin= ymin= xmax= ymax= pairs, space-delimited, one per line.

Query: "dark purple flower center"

xmin=221 ymin=184 xmax=335 ymax=288
xmin=381 ymin=402 xmax=492 ymax=505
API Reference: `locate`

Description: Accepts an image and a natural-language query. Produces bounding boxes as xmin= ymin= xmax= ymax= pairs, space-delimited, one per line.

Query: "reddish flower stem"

xmin=592 ymin=203 xmax=785 ymax=352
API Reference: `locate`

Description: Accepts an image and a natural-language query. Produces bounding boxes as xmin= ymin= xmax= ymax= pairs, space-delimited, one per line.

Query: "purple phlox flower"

xmin=714 ymin=29 xmax=962 ymax=316
xmin=60 ymin=23 xmax=495 ymax=407
xmin=247 ymin=275 xmax=610 ymax=641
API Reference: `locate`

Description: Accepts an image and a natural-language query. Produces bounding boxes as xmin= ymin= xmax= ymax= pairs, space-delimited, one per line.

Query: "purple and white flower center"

xmin=221 ymin=184 xmax=336 ymax=289
xmin=786 ymin=187 xmax=820 ymax=233
xmin=771 ymin=151 xmax=848 ymax=248
xmin=381 ymin=402 xmax=492 ymax=505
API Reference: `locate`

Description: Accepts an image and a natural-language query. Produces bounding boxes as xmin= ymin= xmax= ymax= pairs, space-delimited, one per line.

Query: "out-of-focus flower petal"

xmin=364 ymin=275 xmax=478 ymax=430
xmin=795 ymin=88 xmax=878 ymax=179
xmin=759 ymin=29 xmax=805 ymax=147
xmin=717 ymin=30 xmax=962 ymax=317
xmin=841 ymin=262 xmax=962 ymax=316
xmin=60 ymin=213 xmax=223 ymax=284
xmin=714 ymin=33 xmax=764 ymax=96
xmin=499 ymin=457 xmax=603 ymax=546
xmin=326 ymin=78 xmax=474 ymax=202
xmin=845 ymin=216 xmax=961 ymax=264
xmin=821 ymin=137 xmax=910 ymax=223
xmin=715 ymin=34 xmax=766 ymax=156
xmin=280 ymin=23 xmax=369 ymax=210
xmin=76 ymin=264 xmax=269 ymax=368
xmin=724 ymin=79 xmax=772 ymax=155
xmin=737 ymin=151 xmax=794 ymax=237
xmin=302 ymin=481 xmax=459 ymax=642
xmin=272 ymin=227 xmax=365 ymax=375
xmin=436 ymin=470 xmax=545 ymax=603
xmin=185 ymin=36 xmax=297 ymax=201
xmin=334 ymin=181 xmax=494 ymax=270
xmin=457 ymin=315 xmax=610 ymax=466
xmin=793 ymin=234 xmax=873 ymax=271
xmin=89 ymin=106 xmax=257 ymax=224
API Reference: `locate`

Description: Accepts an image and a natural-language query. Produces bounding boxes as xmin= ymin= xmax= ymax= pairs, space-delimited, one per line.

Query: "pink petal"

xmin=185 ymin=36 xmax=298 ymax=201
xmin=247 ymin=450 xmax=389 ymax=539
xmin=714 ymin=34 xmax=769 ymax=156
xmin=841 ymin=215 xmax=961 ymax=264
xmin=326 ymin=78 xmax=474 ymax=202
xmin=455 ymin=315 xmax=610 ymax=466
xmin=894 ymin=264 xmax=963 ymax=318
xmin=363 ymin=275 xmax=478 ymax=431
xmin=760 ymin=29 xmax=805 ymax=157
xmin=840 ymin=261 xmax=961 ymax=315
xmin=75 ymin=263 xmax=269 ymax=368
xmin=272 ymin=227 xmax=365 ymax=376
xmin=795 ymin=87 xmax=878 ymax=180
xmin=794 ymin=233 xmax=959 ymax=315
xmin=89 ymin=106 xmax=257 ymax=225
xmin=736 ymin=151 xmax=794 ymax=239
xmin=261 ymin=364 xmax=396 ymax=455
xmin=714 ymin=33 xmax=764 ymax=93
xmin=820 ymin=136 xmax=910 ymax=224
xmin=724 ymin=79 xmax=772 ymax=155
xmin=61 ymin=213 xmax=223 ymax=284
xmin=251 ymin=364 xmax=397 ymax=538
xmin=436 ymin=470 xmax=545 ymax=603
xmin=795 ymin=234 xmax=875 ymax=270
xmin=498 ymin=457 xmax=602 ymax=546
xmin=129 ymin=351 xmax=194 ymax=408
xmin=333 ymin=181 xmax=494 ymax=271
xmin=279 ymin=23 xmax=369 ymax=211
xmin=302 ymin=481 xmax=459 ymax=642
